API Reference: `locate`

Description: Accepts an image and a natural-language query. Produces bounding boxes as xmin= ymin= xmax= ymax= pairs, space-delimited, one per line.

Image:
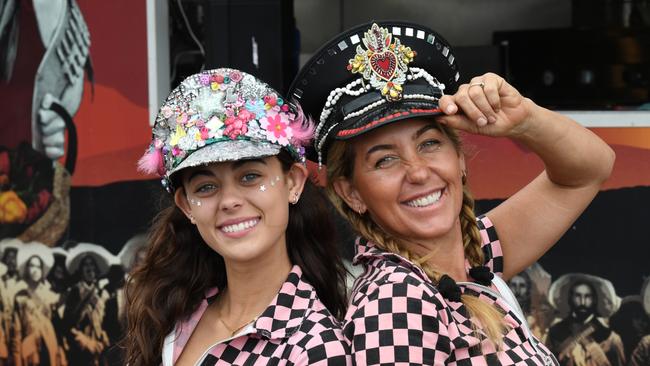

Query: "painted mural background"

xmin=0 ymin=1 xmax=649 ymax=365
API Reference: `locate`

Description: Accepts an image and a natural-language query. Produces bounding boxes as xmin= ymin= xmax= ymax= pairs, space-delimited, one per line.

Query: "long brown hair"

xmin=325 ymin=121 xmax=507 ymax=344
xmin=123 ymin=150 xmax=347 ymax=366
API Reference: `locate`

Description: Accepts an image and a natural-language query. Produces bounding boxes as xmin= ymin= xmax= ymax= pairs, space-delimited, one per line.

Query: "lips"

xmin=403 ymin=189 xmax=443 ymax=208
xmin=219 ymin=217 xmax=260 ymax=234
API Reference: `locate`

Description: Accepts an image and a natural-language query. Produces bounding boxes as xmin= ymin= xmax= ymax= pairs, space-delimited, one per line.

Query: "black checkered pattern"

xmin=343 ymin=215 xmax=557 ymax=365
xmin=169 ymin=265 xmax=350 ymax=365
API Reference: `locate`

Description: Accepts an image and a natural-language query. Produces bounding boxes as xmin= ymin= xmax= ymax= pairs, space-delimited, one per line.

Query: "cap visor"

xmin=170 ymin=140 xmax=281 ymax=177
xmin=335 ymin=101 xmax=443 ymax=140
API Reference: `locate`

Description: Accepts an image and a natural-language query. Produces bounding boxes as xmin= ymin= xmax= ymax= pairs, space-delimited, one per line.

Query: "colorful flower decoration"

xmin=138 ymin=69 xmax=314 ymax=191
xmin=261 ymin=110 xmax=293 ymax=146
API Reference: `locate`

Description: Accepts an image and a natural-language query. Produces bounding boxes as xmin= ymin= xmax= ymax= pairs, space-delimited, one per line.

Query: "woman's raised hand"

xmin=437 ymin=72 xmax=533 ymax=138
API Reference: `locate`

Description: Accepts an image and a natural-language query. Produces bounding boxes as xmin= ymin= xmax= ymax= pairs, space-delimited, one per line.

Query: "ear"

xmin=332 ymin=177 xmax=367 ymax=214
xmin=174 ymin=187 xmax=193 ymax=220
xmin=286 ymin=163 xmax=309 ymax=202
xmin=459 ymin=154 xmax=467 ymax=176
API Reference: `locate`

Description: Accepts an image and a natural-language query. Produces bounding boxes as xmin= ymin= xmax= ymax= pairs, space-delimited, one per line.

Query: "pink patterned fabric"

xmin=170 ymin=265 xmax=350 ymax=365
xmin=343 ymin=215 xmax=556 ymax=365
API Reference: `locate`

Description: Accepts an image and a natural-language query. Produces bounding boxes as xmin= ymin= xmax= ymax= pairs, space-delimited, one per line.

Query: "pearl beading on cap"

xmin=314 ymin=67 xmax=447 ymax=168
xmin=402 ymin=94 xmax=440 ymax=102
xmin=316 ymin=78 xmax=366 ymax=138
xmin=407 ymin=67 xmax=446 ymax=91
xmin=343 ymin=99 xmax=387 ymax=120
xmin=316 ymin=122 xmax=340 ymax=167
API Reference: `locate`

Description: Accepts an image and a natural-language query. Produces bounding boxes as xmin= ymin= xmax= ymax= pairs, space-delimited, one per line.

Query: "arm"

xmin=438 ymin=73 xmax=615 ymax=279
xmin=344 ymin=281 xmax=450 ymax=365
xmin=293 ymin=328 xmax=351 ymax=366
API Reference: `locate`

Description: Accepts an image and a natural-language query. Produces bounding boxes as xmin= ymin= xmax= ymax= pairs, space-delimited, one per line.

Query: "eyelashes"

xmin=373 ymin=139 xmax=443 ymax=169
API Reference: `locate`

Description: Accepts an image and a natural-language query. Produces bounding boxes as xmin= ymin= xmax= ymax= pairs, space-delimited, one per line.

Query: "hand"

xmin=437 ymin=72 xmax=533 ymax=138
xmin=569 ymin=343 xmax=587 ymax=366
xmin=37 ymin=93 xmax=66 ymax=160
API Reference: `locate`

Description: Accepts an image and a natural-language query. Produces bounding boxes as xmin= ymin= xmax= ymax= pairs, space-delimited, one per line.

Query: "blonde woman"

xmin=289 ymin=21 xmax=614 ymax=365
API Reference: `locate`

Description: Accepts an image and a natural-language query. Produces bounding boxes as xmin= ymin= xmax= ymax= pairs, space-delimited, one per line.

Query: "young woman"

xmin=289 ymin=21 xmax=615 ymax=365
xmin=125 ymin=68 xmax=350 ymax=366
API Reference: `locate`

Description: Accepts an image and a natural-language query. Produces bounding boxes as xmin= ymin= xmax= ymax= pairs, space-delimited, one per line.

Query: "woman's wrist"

xmin=508 ymin=98 xmax=552 ymax=142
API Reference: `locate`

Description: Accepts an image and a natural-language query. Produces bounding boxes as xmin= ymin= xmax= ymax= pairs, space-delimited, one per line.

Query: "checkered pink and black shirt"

xmin=162 ymin=265 xmax=351 ymax=365
xmin=343 ymin=215 xmax=556 ymax=365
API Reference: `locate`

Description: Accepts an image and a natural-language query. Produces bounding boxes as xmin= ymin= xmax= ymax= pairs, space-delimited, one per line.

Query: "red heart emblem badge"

xmin=369 ymin=51 xmax=397 ymax=81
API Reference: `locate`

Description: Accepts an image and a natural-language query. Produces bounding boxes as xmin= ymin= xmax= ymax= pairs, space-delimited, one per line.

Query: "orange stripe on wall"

xmin=69 ymin=82 xmax=151 ymax=186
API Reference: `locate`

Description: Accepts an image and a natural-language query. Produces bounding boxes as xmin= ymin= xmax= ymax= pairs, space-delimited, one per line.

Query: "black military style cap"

xmin=288 ymin=21 xmax=461 ymax=165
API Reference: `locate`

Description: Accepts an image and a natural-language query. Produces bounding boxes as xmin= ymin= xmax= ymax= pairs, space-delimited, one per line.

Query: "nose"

xmin=218 ymin=183 xmax=244 ymax=212
xmin=577 ymin=296 xmax=586 ymax=306
xmin=404 ymin=157 xmax=430 ymax=184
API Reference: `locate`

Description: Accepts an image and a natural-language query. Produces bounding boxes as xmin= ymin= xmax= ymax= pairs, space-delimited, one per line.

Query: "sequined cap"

xmin=288 ymin=21 xmax=460 ymax=165
xmin=139 ymin=68 xmax=314 ymax=191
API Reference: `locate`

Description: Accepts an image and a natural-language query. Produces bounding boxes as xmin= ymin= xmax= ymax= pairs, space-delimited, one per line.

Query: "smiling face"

xmin=333 ymin=118 xmax=466 ymax=247
xmin=174 ymin=156 xmax=306 ymax=264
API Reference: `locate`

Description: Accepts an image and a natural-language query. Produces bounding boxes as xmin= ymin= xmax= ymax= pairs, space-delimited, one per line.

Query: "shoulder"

xmin=342 ymin=277 xmax=452 ymax=364
xmin=351 ymin=249 xmax=440 ymax=301
xmin=291 ymin=305 xmax=350 ymax=365
xmin=346 ymin=272 xmax=447 ymax=326
xmin=547 ymin=317 xmax=570 ymax=333
xmin=343 ymin=263 xmax=451 ymax=345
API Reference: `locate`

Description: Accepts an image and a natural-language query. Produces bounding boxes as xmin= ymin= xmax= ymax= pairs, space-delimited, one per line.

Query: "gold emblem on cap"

xmin=347 ymin=23 xmax=416 ymax=101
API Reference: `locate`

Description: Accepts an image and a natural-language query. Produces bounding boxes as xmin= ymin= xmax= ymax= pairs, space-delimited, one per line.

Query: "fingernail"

xmin=488 ymin=116 xmax=497 ymax=124
xmin=477 ymin=117 xmax=488 ymax=126
xmin=446 ymin=104 xmax=457 ymax=114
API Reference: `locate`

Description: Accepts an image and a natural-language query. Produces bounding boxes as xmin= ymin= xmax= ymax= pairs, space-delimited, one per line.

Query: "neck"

xmin=219 ymin=245 xmax=293 ymax=320
xmin=405 ymin=218 xmax=468 ymax=282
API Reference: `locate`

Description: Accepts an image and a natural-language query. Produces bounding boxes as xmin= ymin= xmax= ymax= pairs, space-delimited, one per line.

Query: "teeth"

xmin=222 ymin=219 xmax=258 ymax=233
xmin=406 ymin=191 xmax=442 ymax=207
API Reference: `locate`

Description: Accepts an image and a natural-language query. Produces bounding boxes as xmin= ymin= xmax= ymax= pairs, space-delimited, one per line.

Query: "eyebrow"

xmin=186 ymin=169 xmax=214 ymax=183
xmin=365 ymin=123 xmax=441 ymax=160
xmin=232 ymin=158 xmax=266 ymax=170
xmin=365 ymin=144 xmax=395 ymax=159
xmin=414 ymin=123 xmax=441 ymax=139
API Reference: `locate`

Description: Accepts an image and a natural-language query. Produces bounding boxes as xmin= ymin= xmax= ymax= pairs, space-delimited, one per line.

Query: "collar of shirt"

xmin=353 ymin=237 xmax=432 ymax=282
xmin=197 ymin=264 xmax=317 ymax=341
xmin=352 ymin=236 xmax=486 ymax=285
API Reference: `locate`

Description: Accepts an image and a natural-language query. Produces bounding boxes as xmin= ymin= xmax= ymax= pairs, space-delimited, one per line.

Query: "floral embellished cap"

xmin=287 ymin=21 xmax=460 ymax=165
xmin=139 ymin=68 xmax=314 ymax=191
